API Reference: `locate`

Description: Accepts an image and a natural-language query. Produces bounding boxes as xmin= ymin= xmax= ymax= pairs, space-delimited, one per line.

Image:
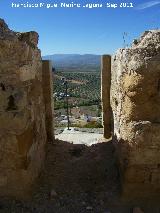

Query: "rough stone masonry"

xmin=0 ymin=19 xmax=48 ymax=198
xmin=111 ymin=30 xmax=160 ymax=198
xmin=1 ymin=17 xmax=160 ymax=201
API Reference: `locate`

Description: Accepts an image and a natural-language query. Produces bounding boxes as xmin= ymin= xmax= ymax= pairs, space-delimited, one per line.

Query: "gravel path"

xmin=55 ymin=128 xmax=104 ymax=146
xmin=55 ymin=128 xmax=104 ymax=135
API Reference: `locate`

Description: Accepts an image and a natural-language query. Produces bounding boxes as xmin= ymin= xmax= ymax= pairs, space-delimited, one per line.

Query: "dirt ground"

xmin=0 ymin=140 xmax=160 ymax=213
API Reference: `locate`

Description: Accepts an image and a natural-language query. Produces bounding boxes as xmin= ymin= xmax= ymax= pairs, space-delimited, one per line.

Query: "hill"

xmin=42 ymin=54 xmax=101 ymax=72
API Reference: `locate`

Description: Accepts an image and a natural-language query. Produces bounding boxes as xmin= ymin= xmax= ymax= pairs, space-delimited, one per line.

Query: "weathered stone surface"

xmin=101 ymin=55 xmax=112 ymax=139
xmin=133 ymin=207 xmax=144 ymax=213
xmin=111 ymin=30 xmax=160 ymax=199
xmin=0 ymin=19 xmax=47 ymax=198
xmin=42 ymin=60 xmax=54 ymax=141
xmin=17 ymin=31 xmax=39 ymax=48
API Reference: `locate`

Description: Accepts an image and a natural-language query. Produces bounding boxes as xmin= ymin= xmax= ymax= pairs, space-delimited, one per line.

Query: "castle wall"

xmin=101 ymin=55 xmax=112 ymax=139
xmin=42 ymin=60 xmax=54 ymax=141
xmin=0 ymin=19 xmax=48 ymax=198
xmin=111 ymin=30 xmax=160 ymax=198
xmin=1 ymin=17 xmax=160 ymax=201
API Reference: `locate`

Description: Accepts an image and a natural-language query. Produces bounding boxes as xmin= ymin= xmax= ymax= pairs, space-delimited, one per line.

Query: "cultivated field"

xmin=53 ymin=71 xmax=101 ymax=109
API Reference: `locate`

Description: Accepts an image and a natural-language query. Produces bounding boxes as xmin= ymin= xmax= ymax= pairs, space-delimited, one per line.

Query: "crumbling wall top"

xmin=132 ymin=30 xmax=160 ymax=49
xmin=0 ymin=18 xmax=39 ymax=48
xmin=0 ymin=18 xmax=16 ymax=39
xmin=113 ymin=30 xmax=160 ymax=73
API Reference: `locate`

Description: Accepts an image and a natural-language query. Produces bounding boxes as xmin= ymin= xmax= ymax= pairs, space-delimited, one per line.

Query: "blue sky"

xmin=0 ymin=0 xmax=160 ymax=55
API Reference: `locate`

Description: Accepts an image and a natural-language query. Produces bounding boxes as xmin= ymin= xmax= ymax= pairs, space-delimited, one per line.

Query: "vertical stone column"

xmin=101 ymin=55 xmax=112 ymax=139
xmin=42 ymin=60 xmax=54 ymax=141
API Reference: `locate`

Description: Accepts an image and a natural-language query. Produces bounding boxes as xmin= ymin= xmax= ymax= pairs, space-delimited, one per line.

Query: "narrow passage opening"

xmin=50 ymin=54 xmax=105 ymax=146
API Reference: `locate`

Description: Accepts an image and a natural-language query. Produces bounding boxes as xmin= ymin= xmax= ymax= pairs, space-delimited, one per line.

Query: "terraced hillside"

xmin=53 ymin=71 xmax=101 ymax=109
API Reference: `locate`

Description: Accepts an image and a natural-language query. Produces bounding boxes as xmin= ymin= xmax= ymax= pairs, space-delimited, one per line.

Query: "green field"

xmin=53 ymin=71 xmax=101 ymax=110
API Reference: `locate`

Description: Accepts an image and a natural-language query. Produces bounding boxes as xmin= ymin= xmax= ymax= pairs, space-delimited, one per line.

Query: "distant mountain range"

xmin=42 ymin=54 xmax=101 ymax=72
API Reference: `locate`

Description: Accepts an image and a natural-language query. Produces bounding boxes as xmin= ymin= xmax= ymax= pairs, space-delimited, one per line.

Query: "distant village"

xmin=54 ymin=97 xmax=102 ymax=127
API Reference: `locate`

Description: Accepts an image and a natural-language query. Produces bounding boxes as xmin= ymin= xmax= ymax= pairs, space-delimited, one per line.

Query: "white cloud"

xmin=136 ymin=1 xmax=160 ymax=9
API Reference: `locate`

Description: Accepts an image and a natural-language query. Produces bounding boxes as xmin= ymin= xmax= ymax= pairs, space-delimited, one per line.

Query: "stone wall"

xmin=101 ymin=55 xmax=112 ymax=139
xmin=0 ymin=19 xmax=47 ymax=198
xmin=111 ymin=30 xmax=160 ymax=199
xmin=42 ymin=60 xmax=54 ymax=141
xmin=1 ymin=17 xmax=160 ymax=201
